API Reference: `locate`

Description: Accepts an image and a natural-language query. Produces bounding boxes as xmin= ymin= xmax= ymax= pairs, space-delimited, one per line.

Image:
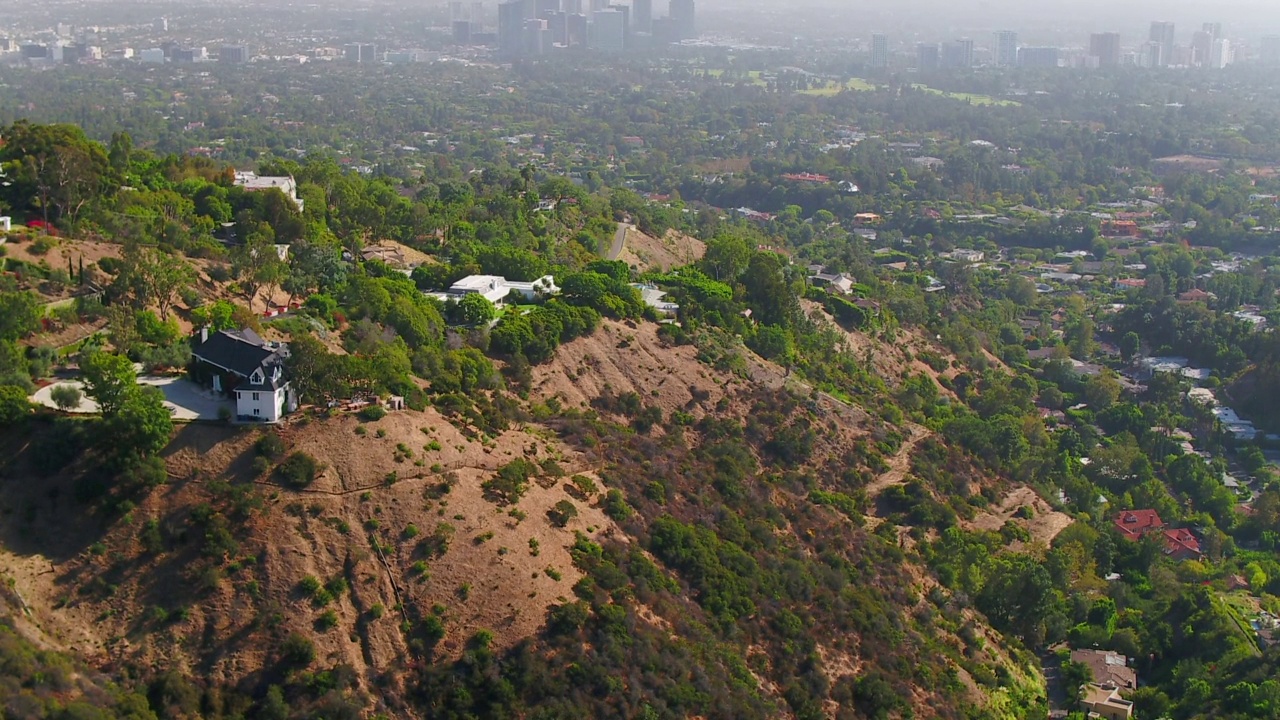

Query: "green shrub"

xmin=280 ymin=633 xmax=315 ymax=666
xmin=547 ymin=500 xmax=579 ymax=528
xmin=359 ymin=405 xmax=387 ymax=422
xmin=275 ymin=452 xmax=321 ymax=489
xmin=255 ymin=433 xmax=286 ymax=459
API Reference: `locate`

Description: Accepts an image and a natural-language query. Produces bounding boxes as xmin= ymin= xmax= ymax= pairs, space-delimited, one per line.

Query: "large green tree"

xmin=80 ymin=350 xmax=137 ymax=416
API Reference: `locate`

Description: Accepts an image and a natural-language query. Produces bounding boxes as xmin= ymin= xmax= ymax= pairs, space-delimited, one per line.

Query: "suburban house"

xmin=191 ymin=328 xmax=297 ymax=423
xmin=426 ymin=275 xmax=558 ymax=306
xmin=1178 ymin=288 xmax=1216 ymax=303
xmin=233 ymin=171 xmax=304 ymax=212
xmin=807 ymin=265 xmax=856 ymax=294
xmin=1081 ymin=683 xmax=1134 ymax=720
xmin=1113 ymin=509 xmax=1202 ymax=560
xmin=943 ymin=249 xmax=985 ymax=263
xmin=632 ymin=283 xmax=680 ymax=317
xmin=1069 ymin=649 xmax=1136 ymax=691
xmin=1114 ymin=509 xmax=1165 ymax=540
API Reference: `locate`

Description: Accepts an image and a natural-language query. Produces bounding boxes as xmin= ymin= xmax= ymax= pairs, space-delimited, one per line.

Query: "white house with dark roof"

xmin=191 ymin=328 xmax=296 ymax=423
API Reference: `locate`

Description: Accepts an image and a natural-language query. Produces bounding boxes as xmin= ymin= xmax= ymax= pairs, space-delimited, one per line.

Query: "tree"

xmin=103 ymin=386 xmax=173 ymax=460
xmin=702 ymin=233 xmax=753 ymax=282
xmin=975 ymin=553 xmax=1055 ymax=644
xmin=115 ymin=246 xmax=198 ymax=321
xmin=0 ymin=385 xmax=31 ymax=425
xmin=1064 ymin=317 xmax=1096 ymax=358
xmin=232 ymin=232 xmax=286 ymax=312
xmin=456 ymin=293 xmax=498 ymax=325
xmin=80 ymin=350 xmax=136 ymax=416
xmin=1082 ymin=371 xmax=1122 ymax=410
xmin=749 ymin=325 xmax=794 ymax=363
xmin=1119 ymin=332 xmax=1141 ymax=364
xmin=50 ymin=384 xmax=82 ymax=412
xmin=0 ymin=292 xmax=41 ymax=342
xmin=742 ymin=253 xmax=797 ymax=327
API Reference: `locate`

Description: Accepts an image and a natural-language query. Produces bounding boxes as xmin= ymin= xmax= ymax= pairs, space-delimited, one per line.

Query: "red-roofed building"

xmin=1102 ymin=220 xmax=1141 ymax=237
xmin=1178 ymin=288 xmax=1215 ymax=303
xmin=1114 ymin=510 xmax=1202 ymax=559
xmin=1162 ymin=528 xmax=1202 ymax=560
xmin=1114 ymin=510 xmax=1164 ymax=540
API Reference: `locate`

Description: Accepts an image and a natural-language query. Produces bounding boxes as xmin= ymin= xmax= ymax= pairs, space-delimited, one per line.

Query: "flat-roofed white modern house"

xmin=233 ymin=171 xmax=304 ymax=212
xmin=427 ymin=275 xmax=559 ymax=305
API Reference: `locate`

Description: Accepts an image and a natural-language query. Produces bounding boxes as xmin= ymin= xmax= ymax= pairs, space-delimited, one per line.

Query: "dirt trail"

xmin=863 ymin=423 xmax=932 ymax=503
xmin=966 ymin=486 xmax=1074 ymax=546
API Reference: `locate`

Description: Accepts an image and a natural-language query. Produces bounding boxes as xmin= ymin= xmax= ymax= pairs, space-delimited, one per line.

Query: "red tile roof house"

xmin=1113 ymin=510 xmax=1202 ymax=560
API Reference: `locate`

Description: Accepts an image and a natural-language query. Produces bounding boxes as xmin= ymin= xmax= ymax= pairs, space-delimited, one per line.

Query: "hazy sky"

xmin=698 ymin=0 xmax=1280 ymax=37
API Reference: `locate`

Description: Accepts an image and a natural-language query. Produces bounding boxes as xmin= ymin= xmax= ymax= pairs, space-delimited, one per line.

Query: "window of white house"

xmin=253 ymin=392 xmax=260 ymax=401
xmin=254 ymin=408 xmax=260 ymax=416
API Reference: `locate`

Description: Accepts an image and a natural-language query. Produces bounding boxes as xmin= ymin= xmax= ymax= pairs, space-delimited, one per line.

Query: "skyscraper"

xmin=1089 ymin=32 xmax=1121 ymax=67
xmin=916 ymin=43 xmax=939 ymax=70
xmin=994 ymin=30 xmax=1017 ymax=67
xmin=471 ymin=2 xmax=486 ymax=31
xmin=870 ymin=33 xmax=889 ymax=69
xmin=669 ymin=0 xmax=695 ymax=41
xmin=633 ymin=0 xmax=652 ymax=34
xmin=941 ymin=38 xmax=973 ymax=68
xmin=1149 ymin=21 xmax=1175 ymax=66
xmin=1018 ymin=46 xmax=1059 ymax=68
xmin=1191 ymin=30 xmax=1213 ymax=66
xmin=498 ymin=0 xmax=527 ymax=57
xmin=592 ymin=8 xmax=626 ymax=51
xmin=1262 ymin=36 xmax=1280 ymax=67
xmin=1210 ymin=38 xmax=1230 ymax=68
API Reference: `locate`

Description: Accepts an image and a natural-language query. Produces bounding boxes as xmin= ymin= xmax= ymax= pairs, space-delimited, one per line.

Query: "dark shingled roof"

xmin=193 ymin=329 xmax=284 ymax=379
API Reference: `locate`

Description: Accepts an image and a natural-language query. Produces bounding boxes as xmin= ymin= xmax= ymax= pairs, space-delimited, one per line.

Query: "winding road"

xmin=608 ymin=222 xmax=631 ymax=260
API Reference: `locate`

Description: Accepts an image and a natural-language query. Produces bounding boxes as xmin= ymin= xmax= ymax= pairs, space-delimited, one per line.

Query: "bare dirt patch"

xmin=531 ymin=320 xmax=740 ymax=418
xmin=967 ymin=486 xmax=1073 ymax=548
xmin=616 ymin=228 xmax=706 ymax=272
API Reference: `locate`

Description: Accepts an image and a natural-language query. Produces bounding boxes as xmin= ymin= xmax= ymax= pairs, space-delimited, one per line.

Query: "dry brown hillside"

xmin=0 ymin=315 xmax=1053 ymax=718
xmin=616 ymin=227 xmax=706 ymax=272
xmin=0 ymin=408 xmax=620 ymax=696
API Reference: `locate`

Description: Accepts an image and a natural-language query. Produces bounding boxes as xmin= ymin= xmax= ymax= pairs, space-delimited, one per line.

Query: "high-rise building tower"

xmin=219 ymin=45 xmax=249 ymax=63
xmin=941 ymin=38 xmax=973 ymax=67
xmin=916 ymin=43 xmax=939 ymax=70
xmin=1262 ymin=36 xmax=1280 ymax=67
xmin=669 ymin=0 xmax=695 ymax=41
xmin=1210 ymin=38 xmax=1230 ymax=68
xmin=1018 ymin=46 xmax=1059 ymax=68
xmin=1191 ymin=30 xmax=1213 ymax=66
xmin=592 ymin=8 xmax=626 ymax=51
xmin=633 ymin=0 xmax=652 ymax=35
xmin=498 ymin=0 xmax=528 ymax=57
xmin=1089 ymin=32 xmax=1121 ymax=67
xmin=870 ymin=33 xmax=889 ymax=68
xmin=471 ymin=2 xmax=486 ymax=31
xmin=994 ymin=30 xmax=1018 ymax=67
xmin=1149 ymin=21 xmax=1175 ymax=66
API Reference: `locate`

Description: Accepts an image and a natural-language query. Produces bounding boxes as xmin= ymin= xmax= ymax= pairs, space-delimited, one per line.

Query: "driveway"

xmin=608 ymin=222 xmax=632 ymax=260
xmin=32 ymin=376 xmax=233 ymax=421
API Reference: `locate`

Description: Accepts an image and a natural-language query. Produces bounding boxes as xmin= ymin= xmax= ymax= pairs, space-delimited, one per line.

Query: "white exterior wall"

xmin=236 ymin=387 xmax=287 ymax=423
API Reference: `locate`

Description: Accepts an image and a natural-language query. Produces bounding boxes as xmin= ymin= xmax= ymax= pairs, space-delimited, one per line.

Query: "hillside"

xmin=616 ymin=227 xmax=707 ymax=272
xmin=0 ymin=313 xmax=1056 ymax=719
